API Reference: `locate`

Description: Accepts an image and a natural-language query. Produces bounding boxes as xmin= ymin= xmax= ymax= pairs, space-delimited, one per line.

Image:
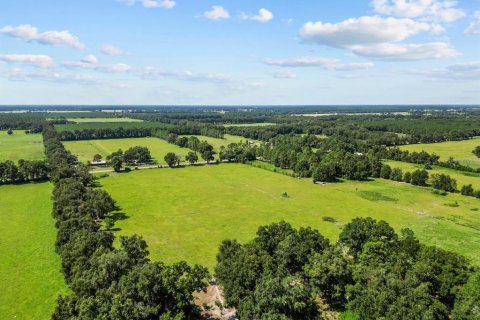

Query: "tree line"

xmin=0 ymin=159 xmax=49 ymax=184
xmin=43 ymin=126 xmax=209 ymax=319
xmin=215 ymin=219 xmax=479 ymax=319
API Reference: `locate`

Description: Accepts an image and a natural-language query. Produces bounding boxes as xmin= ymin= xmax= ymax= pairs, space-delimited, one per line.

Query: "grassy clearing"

xmin=67 ymin=117 xmax=143 ymax=123
xmin=64 ymin=137 xmax=191 ymax=165
xmin=399 ymin=137 xmax=480 ymax=169
xmin=98 ymin=164 xmax=480 ymax=270
xmin=0 ymin=130 xmax=44 ymax=162
xmin=0 ymin=183 xmax=66 ymax=319
xmin=384 ymin=160 xmax=480 ymax=188
xmin=222 ymin=123 xmax=277 ymax=127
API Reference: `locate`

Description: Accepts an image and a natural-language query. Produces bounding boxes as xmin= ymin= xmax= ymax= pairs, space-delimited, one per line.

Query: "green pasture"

xmin=67 ymin=117 xmax=143 ymax=123
xmin=64 ymin=137 xmax=190 ymax=165
xmin=0 ymin=183 xmax=66 ymax=319
xmin=0 ymin=130 xmax=44 ymax=162
xmin=399 ymin=137 xmax=480 ymax=169
xmin=384 ymin=160 xmax=480 ymax=188
xmin=98 ymin=164 xmax=480 ymax=270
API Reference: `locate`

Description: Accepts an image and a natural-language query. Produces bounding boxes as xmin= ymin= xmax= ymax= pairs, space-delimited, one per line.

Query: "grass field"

xmin=0 ymin=183 xmax=66 ymax=319
xmin=384 ymin=160 xmax=480 ymax=188
xmin=64 ymin=137 xmax=191 ymax=165
xmin=67 ymin=117 xmax=143 ymax=123
xmin=399 ymin=137 xmax=480 ymax=169
xmin=98 ymin=164 xmax=480 ymax=270
xmin=55 ymin=122 xmax=175 ymax=132
xmin=222 ymin=123 xmax=277 ymax=127
xmin=0 ymin=130 xmax=44 ymax=162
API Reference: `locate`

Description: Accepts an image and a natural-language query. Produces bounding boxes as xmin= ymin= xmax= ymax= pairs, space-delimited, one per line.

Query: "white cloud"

xmin=0 ymin=24 xmax=84 ymax=49
xmin=300 ymin=16 xmax=435 ymax=47
xmin=239 ymin=8 xmax=274 ymax=23
xmin=251 ymin=9 xmax=274 ymax=23
xmin=408 ymin=61 xmax=480 ymax=80
xmin=204 ymin=6 xmax=230 ymax=20
xmin=350 ymin=42 xmax=459 ymax=60
xmin=120 ymin=0 xmax=175 ymax=9
xmin=299 ymin=16 xmax=458 ymax=61
xmin=465 ymin=11 xmax=480 ymax=35
xmin=97 ymin=63 xmax=132 ymax=73
xmin=263 ymin=56 xmax=375 ymax=71
xmin=271 ymin=70 xmax=297 ymax=79
xmin=372 ymin=0 xmax=465 ymax=22
xmin=0 ymin=54 xmax=54 ymax=68
xmin=138 ymin=66 xmax=263 ymax=90
xmin=101 ymin=45 xmax=124 ymax=56
xmin=81 ymin=55 xmax=98 ymax=64
xmin=263 ymin=56 xmax=340 ymax=67
xmin=63 ymin=57 xmax=131 ymax=73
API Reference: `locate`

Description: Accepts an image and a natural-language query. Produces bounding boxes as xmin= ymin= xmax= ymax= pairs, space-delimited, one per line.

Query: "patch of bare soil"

xmin=194 ymin=284 xmax=237 ymax=320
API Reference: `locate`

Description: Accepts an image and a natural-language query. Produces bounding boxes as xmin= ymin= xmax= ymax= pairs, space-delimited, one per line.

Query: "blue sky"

xmin=0 ymin=0 xmax=479 ymax=105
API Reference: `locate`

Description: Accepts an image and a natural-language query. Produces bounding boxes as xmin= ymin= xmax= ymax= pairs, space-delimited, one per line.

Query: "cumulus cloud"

xmin=251 ymin=9 xmax=274 ymax=23
xmin=204 ymin=6 xmax=230 ymax=20
xmin=239 ymin=8 xmax=274 ymax=23
xmin=465 ymin=11 xmax=480 ymax=35
xmin=408 ymin=61 xmax=480 ymax=80
xmin=81 ymin=55 xmax=98 ymax=64
xmin=300 ymin=16 xmax=435 ymax=47
xmin=299 ymin=16 xmax=458 ymax=61
xmin=263 ymin=56 xmax=375 ymax=71
xmin=120 ymin=0 xmax=175 ymax=9
xmin=0 ymin=54 xmax=54 ymax=68
xmin=372 ymin=0 xmax=465 ymax=22
xmin=0 ymin=24 xmax=84 ymax=49
xmin=101 ymin=45 xmax=124 ymax=56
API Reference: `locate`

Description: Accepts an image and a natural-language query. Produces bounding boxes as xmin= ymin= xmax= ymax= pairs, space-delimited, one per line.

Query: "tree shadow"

xmin=110 ymin=211 xmax=129 ymax=222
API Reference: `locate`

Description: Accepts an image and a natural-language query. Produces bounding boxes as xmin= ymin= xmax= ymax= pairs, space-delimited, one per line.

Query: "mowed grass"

xmin=98 ymin=164 xmax=480 ymax=270
xmin=384 ymin=160 xmax=480 ymax=188
xmin=400 ymin=137 xmax=480 ymax=169
xmin=67 ymin=117 xmax=144 ymax=123
xmin=0 ymin=130 xmax=45 ymax=162
xmin=64 ymin=137 xmax=191 ymax=164
xmin=0 ymin=183 xmax=67 ymax=319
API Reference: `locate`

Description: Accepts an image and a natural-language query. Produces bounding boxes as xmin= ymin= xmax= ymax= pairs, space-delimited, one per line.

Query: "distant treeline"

xmin=0 ymin=113 xmax=46 ymax=132
xmin=57 ymin=123 xmax=224 ymax=141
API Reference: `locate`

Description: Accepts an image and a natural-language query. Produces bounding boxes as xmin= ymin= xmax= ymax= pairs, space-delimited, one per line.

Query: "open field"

xmin=384 ymin=160 xmax=480 ymax=188
xmin=222 ymin=123 xmax=277 ymax=127
xmin=99 ymin=164 xmax=480 ymax=270
xmin=179 ymin=134 xmax=261 ymax=151
xmin=67 ymin=117 xmax=143 ymax=123
xmin=0 ymin=130 xmax=44 ymax=162
xmin=55 ymin=122 xmax=175 ymax=132
xmin=0 ymin=183 xmax=66 ymax=319
xmin=64 ymin=137 xmax=191 ymax=165
xmin=399 ymin=137 xmax=480 ymax=169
